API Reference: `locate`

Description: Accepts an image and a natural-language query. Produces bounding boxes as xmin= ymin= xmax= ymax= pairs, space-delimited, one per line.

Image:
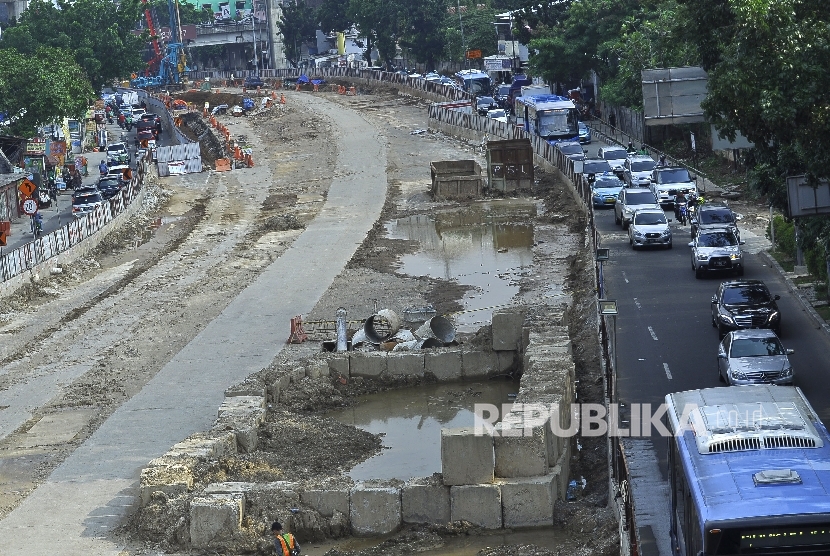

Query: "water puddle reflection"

xmin=385 ymin=200 xmax=538 ymax=332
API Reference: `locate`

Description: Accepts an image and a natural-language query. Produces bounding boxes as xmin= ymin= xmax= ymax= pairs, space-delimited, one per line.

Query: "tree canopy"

xmin=276 ymin=0 xmax=317 ymax=67
xmin=0 ymin=46 xmax=93 ymax=137
xmin=0 ymin=0 xmax=146 ymax=95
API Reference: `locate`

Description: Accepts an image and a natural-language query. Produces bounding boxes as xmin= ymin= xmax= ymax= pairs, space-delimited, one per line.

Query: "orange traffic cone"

xmin=234 ymin=146 xmax=243 ymax=160
xmin=271 ymin=91 xmax=277 ymax=100
xmin=280 ymin=94 xmax=286 ymax=104
xmin=246 ymin=154 xmax=254 ymax=168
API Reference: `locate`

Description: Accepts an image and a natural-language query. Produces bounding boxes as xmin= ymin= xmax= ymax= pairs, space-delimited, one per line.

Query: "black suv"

xmin=691 ymin=204 xmax=740 ymax=241
xmin=244 ymin=75 xmax=265 ymax=89
xmin=711 ymin=279 xmax=781 ymax=338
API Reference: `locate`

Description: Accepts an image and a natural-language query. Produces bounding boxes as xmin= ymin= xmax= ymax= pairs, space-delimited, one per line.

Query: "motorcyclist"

xmin=658 ymin=154 xmax=667 ymax=167
xmin=674 ymin=192 xmax=688 ymax=221
xmin=99 ymin=160 xmax=108 ymax=177
xmin=125 ymin=114 xmax=133 ymax=131
xmin=639 ymin=144 xmax=649 ymax=155
xmin=626 ymin=141 xmax=637 ymax=154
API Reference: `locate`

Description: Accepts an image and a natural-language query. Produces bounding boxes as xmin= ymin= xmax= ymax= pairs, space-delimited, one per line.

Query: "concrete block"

xmin=224 ymin=379 xmax=267 ymax=398
xmin=139 ymin=460 xmax=195 ymax=507
xmin=497 ymin=351 xmax=516 ymax=373
xmin=290 ymin=366 xmax=306 ymax=384
xmin=450 ymin=484 xmax=502 ymax=528
xmin=269 ymin=374 xmax=291 ymax=404
xmin=492 ymin=309 xmax=525 ymax=351
xmin=494 ymin=418 xmax=548 ymax=478
xmin=166 ymin=432 xmax=237 ymax=459
xmin=441 ymin=427 xmax=494 ymax=485
xmin=328 ymin=355 xmax=350 ymax=378
xmin=350 ymin=353 xmax=387 ymax=378
xmin=461 ymin=350 xmax=499 ymax=379
xmin=215 ymin=396 xmax=266 ymax=453
xmin=500 ymin=474 xmax=555 ymax=527
xmin=401 ymin=478 xmax=450 ymax=524
xmin=189 ymin=493 xmax=244 ymax=549
xmin=350 ymin=483 xmax=402 ymax=536
xmin=307 ymin=359 xmax=328 ymax=379
xmin=424 ymin=349 xmax=462 ymax=381
xmin=302 ymin=489 xmax=350 ymax=517
xmin=386 ymin=352 xmax=425 ymax=376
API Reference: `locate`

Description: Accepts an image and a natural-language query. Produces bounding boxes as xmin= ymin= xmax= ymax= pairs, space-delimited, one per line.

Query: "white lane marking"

xmin=648 ymin=326 xmax=658 ymax=340
xmin=622 ymin=271 xmax=629 ymax=284
xmin=663 ymin=362 xmax=673 ymax=380
xmin=633 ymin=298 xmax=642 ymax=309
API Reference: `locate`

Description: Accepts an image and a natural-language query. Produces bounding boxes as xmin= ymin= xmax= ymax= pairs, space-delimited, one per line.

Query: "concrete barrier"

xmin=450 ymin=484 xmax=502 ymax=528
xmin=350 ymin=482 xmax=402 ymax=536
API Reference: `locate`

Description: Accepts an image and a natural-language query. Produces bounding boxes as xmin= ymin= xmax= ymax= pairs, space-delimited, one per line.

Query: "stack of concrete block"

xmin=441 ymin=427 xmax=494 ymax=486
xmin=494 ymin=411 xmax=549 ymax=478
xmin=499 ymin=473 xmax=557 ymax=527
xmin=190 ymin=492 xmax=244 ymax=549
xmin=139 ymin=432 xmax=237 ymax=506
xmin=215 ymin=395 xmax=266 ymax=453
xmin=402 ymin=476 xmax=450 ymax=524
xmin=451 ymin=484 xmax=502 ymax=528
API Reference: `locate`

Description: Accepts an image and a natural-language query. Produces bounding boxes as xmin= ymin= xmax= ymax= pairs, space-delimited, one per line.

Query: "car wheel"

xmin=718 ymin=365 xmax=725 ymax=383
xmin=614 ymin=211 xmax=621 ymax=225
xmin=737 ymin=266 xmax=744 ymax=276
xmin=711 ymin=313 xmax=717 ymax=328
xmin=667 ymin=241 xmax=673 ymax=250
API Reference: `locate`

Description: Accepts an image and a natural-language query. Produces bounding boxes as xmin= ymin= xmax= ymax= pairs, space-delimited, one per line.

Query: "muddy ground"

xmin=1 ymin=85 xmax=625 ymax=556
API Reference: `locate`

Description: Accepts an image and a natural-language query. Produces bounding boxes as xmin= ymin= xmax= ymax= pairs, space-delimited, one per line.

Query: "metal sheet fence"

xmin=0 ymin=159 xmax=147 ymax=283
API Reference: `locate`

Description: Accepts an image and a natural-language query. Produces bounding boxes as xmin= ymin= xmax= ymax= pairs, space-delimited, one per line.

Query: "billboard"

xmin=641 ymin=67 xmax=707 ymax=126
xmin=787 ymin=175 xmax=830 ymax=218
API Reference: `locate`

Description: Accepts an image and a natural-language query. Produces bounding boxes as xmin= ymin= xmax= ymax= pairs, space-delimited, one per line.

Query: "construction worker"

xmin=271 ymin=522 xmax=300 ymax=555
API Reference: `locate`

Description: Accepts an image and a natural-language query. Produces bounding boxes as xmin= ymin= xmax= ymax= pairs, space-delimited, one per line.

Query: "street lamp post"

xmin=598 ymin=298 xmax=619 ymax=478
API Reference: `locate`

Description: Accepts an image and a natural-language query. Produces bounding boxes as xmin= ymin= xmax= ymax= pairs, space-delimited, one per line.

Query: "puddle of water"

xmin=385 ymin=200 xmax=537 ymax=332
xmin=329 ymin=381 xmax=518 ymax=481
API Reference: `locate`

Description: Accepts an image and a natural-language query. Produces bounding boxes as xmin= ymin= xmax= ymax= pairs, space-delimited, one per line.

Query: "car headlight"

xmin=697 ymin=253 xmax=708 ymax=261
xmin=633 ymin=230 xmax=644 ymax=238
xmin=623 ymin=208 xmax=633 ymax=216
xmin=781 ymin=367 xmax=793 ymax=377
xmin=730 ymin=253 xmax=742 ymax=260
xmin=767 ymin=311 xmax=780 ymax=323
xmin=730 ymin=369 xmax=747 ymax=380
xmin=661 ymin=229 xmax=671 ymax=237
xmin=718 ymin=310 xmax=735 ymax=325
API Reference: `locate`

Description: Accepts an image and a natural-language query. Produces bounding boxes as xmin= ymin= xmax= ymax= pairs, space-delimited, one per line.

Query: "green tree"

xmin=0 ymin=47 xmax=93 ymax=137
xmin=0 ymin=0 xmax=146 ymax=93
xmin=348 ymin=0 xmax=404 ymax=67
xmin=276 ymin=0 xmax=318 ymax=67
xmin=399 ymin=0 xmax=446 ymax=70
xmin=443 ymin=3 xmax=498 ymax=63
xmin=318 ymin=0 xmax=353 ymax=34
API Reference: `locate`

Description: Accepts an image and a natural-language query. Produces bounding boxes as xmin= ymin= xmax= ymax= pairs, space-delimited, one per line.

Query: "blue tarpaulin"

xmin=297 ymin=74 xmax=310 ymax=84
xmin=242 ymin=98 xmax=255 ymax=110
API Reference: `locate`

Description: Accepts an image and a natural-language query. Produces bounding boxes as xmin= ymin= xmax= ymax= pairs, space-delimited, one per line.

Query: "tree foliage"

xmin=443 ymin=4 xmax=498 ymax=63
xmin=276 ymin=0 xmax=317 ymax=67
xmin=0 ymin=46 xmax=93 ymax=137
xmin=0 ymin=0 xmax=146 ymax=94
xmin=398 ymin=0 xmax=446 ymax=70
xmin=318 ymin=0 xmax=353 ymax=34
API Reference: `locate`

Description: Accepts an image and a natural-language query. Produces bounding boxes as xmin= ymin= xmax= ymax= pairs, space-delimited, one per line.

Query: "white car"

xmin=628 ymin=208 xmax=672 ymax=249
xmin=597 ymin=145 xmax=629 ymax=174
xmin=623 ymin=156 xmax=656 ymax=187
xmin=614 ymin=187 xmax=660 ymax=229
xmin=650 ymin=166 xmax=697 ymax=207
xmin=689 ymin=227 xmax=745 ymax=278
xmin=486 ymin=108 xmax=508 ymax=122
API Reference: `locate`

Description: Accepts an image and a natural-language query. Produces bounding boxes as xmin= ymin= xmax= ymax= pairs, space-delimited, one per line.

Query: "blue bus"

xmin=453 ymin=69 xmax=492 ymax=96
xmin=665 ymin=385 xmax=830 ymax=555
xmin=513 ymin=95 xmax=579 ymax=144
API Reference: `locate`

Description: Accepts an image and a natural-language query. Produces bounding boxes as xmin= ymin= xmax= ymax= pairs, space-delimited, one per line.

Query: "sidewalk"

xmin=0 ymin=93 xmax=389 ymax=554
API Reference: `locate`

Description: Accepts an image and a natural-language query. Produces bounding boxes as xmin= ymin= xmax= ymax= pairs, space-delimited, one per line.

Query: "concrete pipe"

xmin=415 ymin=316 xmax=456 ymax=344
xmin=420 ymin=337 xmax=445 ymax=349
xmin=336 ymin=307 xmax=348 ymax=352
xmin=363 ymin=309 xmax=402 ymax=344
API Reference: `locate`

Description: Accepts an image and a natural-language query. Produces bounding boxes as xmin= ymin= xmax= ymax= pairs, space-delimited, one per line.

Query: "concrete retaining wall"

xmin=136 ymin=304 xmax=578 ymax=548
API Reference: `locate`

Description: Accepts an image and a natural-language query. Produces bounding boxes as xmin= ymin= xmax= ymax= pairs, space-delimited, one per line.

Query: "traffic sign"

xmin=0 ymin=230 xmax=6 ymax=247
xmin=466 ymin=49 xmax=482 ymax=59
xmin=18 ymin=179 xmax=36 ymax=198
xmin=22 ymin=198 xmax=38 ymax=215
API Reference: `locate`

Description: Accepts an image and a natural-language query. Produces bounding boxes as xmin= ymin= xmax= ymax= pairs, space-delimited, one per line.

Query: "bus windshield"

xmin=463 ymin=77 xmax=491 ymax=96
xmin=538 ymin=109 xmax=577 ymax=138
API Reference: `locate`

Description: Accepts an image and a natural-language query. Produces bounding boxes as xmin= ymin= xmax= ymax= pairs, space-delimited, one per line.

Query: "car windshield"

xmin=630 ymin=161 xmax=655 ymax=172
xmin=730 ymin=337 xmax=786 ymax=357
xmin=634 ymin=212 xmax=666 ymax=225
xmin=594 ymin=177 xmax=623 ymax=189
xmin=602 ymin=150 xmax=627 ymax=161
xmin=657 ymin=169 xmax=691 ymax=183
xmin=722 ymin=285 xmax=771 ymax=305
xmin=700 ymin=209 xmax=734 ymax=224
xmin=477 ymin=97 xmax=495 ymax=106
xmin=488 ymin=109 xmax=506 ymax=119
xmin=626 ymin=192 xmax=656 ymax=205
xmin=584 ymin=160 xmax=612 ymax=174
xmin=107 ymin=144 xmax=125 ymax=152
xmin=698 ymin=231 xmax=738 ymax=247
xmin=558 ymin=144 xmax=582 ymax=155
xmin=498 ymin=85 xmax=510 ymax=96
xmin=73 ymin=194 xmax=102 ymax=205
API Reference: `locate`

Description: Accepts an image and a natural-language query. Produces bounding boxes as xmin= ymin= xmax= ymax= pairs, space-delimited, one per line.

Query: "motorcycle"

xmin=31 ymin=213 xmax=43 ymax=237
xmin=676 ymin=203 xmax=688 ymax=225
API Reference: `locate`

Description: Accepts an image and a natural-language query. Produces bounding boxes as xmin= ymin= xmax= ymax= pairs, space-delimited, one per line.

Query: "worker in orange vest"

xmin=271 ymin=522 xmax=300 ymax=555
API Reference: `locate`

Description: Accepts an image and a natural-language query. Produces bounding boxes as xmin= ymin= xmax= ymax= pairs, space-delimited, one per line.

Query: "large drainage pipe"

xmin=415 ymin=316 xmax=456 ymax=344
xmin=363 ymin=309 xmax=401 ymax=344
xmin=336 ymin=307 xmax=348 ymax=352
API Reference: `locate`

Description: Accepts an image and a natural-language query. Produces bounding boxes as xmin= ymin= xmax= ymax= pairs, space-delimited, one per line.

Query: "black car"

xmin=691 ymin=204 xmax=740 ymax=241
xmin=244 ymin=75 xmax=265 ymax=89
xmin=475 ymin=96 xmax=497 ymax=115
xmin=711 ymin=279 xmax=781 ymax=338
xmin=97 ymin=177 xmax=123 ymax=200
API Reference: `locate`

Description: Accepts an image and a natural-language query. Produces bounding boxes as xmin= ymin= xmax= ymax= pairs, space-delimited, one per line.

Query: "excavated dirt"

xmin=0 ymin=88 xmax=618 ymax=556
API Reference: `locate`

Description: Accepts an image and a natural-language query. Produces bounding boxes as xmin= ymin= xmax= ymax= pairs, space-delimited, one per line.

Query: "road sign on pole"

xmin=18 ymin=179 xmax=36 ymax=198
xmin=22 ymin=198 xmax=38 ymax=215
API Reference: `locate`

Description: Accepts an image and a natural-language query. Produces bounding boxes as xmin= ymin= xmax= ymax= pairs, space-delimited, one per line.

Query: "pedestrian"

xmin=609 ymin=112 xmax=616 ymax=129
xmin=118 ymin=113 xmax=126 ymax=129
xmin=71 ymin=168 xmax=82 ymax=190
xmin=99 ymin=160 xmax=108 ymax=177
xmin=271 ymin=522 xmax=300 ymax=555
xmin=81 ymin=155 xmax=88 ymax=176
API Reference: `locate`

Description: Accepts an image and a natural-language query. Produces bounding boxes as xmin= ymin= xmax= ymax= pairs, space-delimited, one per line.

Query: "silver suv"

xmin=689 ymin=227 xmax=745 ymax=278
xmin=614 ymin=187 xmax=660 ymax=229
xmin=628 ymin=208 xmax=672 ymax=249
xmin=690 ymin=204 xmax=741 ymax=242
xmin=650 ymin=167 xmax=697 ymax=207
xmin=623 ymin=156 xmax=656 ymax=187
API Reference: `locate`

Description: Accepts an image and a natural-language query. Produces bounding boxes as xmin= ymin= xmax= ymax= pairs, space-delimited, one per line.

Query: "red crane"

xmin=141 ymin=0 xmax=164 ymax=77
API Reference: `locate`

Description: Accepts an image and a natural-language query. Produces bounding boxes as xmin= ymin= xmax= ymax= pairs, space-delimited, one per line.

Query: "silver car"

xmin=614 ymin=187 xmax=660 ymax=229
xmin=597 ymin=145 xmax=629 ymax=175
xmin=718 ymin=329 xmax=794 ymax=385
xmin=628 ymin=208 xmax=672 ymax=249
xmin=689 ymin=227 xmax=745 ymax=278
xmin=623 ymin=156 xmax=656 ymax=187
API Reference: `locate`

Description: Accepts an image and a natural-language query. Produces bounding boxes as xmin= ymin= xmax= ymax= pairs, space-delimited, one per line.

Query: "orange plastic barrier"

xmin=215 ymin=158 xmax=231 ymax=172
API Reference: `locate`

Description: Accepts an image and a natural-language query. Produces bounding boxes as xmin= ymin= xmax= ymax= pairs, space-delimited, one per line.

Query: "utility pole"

xmin=457 ymin=0 xmax=466 ymax=68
